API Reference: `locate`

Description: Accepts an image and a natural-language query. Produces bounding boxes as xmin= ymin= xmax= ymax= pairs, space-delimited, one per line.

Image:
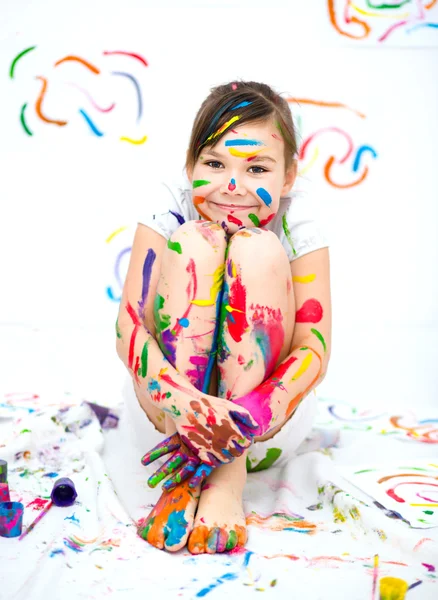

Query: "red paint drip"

xmin=228 ymin=213 xmax=243 ymax=227
xmin=295 ymin=298 xmax=323 ymax=323
xmin=237 ymin=354 xmax=245 ymax=365
xmin=228 ymin=182 xmax=236 ymax=191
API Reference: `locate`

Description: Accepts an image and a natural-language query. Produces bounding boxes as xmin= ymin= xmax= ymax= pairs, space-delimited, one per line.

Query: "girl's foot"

xmin=188 ymin=454 xmax=247 ymax=554
xmin=138 ymin=480 xmax=201 ymax=551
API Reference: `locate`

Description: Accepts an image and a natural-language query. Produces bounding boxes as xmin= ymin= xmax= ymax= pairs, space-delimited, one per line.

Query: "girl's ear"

xmin=281 ymin=159 xmax=298 ymax=196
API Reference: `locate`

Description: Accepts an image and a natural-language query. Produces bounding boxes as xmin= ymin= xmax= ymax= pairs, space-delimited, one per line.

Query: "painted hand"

xmin=141 ymin=435 xmax=211 ymax=491
xmin=174 ymin=396 xmax=258 ymax=465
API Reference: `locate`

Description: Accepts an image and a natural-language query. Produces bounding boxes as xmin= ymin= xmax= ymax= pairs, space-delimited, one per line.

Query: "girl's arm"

xmin=116 ymin=224 xmax=257 ymax=465
xmin=233 ymin=247 xmax=332 ymax=436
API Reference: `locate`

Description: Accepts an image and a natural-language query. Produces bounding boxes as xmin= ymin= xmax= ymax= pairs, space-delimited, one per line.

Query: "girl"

xmin=116 ymin=80 xmax=332 ymax=555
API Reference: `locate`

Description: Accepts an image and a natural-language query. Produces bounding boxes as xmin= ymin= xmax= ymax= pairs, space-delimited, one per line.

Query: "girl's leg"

xmin=188 ymin=228 xmax=295 ymax=554
xmin=138 ymin=220 xmax=227 ymax=551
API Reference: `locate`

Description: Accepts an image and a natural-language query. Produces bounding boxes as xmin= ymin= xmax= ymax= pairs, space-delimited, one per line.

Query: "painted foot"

xmin=138 ymin=480 xmax=201 ymax=551
xmin=187 ymin=456 xmax=247 ymax=554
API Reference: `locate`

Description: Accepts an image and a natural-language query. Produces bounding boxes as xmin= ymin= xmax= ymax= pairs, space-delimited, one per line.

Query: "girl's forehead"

xmin=218 ymin=121 xmax=283 ymax=153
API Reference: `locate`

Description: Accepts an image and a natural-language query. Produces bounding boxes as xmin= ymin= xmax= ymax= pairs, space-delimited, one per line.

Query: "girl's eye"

xmin=205 ymin=161 xmax=223 ymax=169
xmin=249 ymin=166 xmax=267 ymax=174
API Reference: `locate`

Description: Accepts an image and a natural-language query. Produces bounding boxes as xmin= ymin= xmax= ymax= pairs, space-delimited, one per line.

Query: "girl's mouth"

xmin=211 ymin=202 xmax=257 ymax=211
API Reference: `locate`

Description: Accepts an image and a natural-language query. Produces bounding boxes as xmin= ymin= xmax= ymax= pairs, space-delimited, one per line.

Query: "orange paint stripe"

xmin=35 ymin=77 xmax=67 ymax=126
xmin=286 ymin=97 xmax=366 ymax=119
xmin=54 ymin=55 xmax=100 ymax=74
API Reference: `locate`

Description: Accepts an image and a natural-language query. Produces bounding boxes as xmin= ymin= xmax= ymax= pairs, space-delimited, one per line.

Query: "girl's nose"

xmin=221 ymin=178 xmax=246 ymax=195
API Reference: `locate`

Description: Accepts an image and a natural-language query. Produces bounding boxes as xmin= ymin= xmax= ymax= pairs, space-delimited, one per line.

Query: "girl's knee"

xmin=169 ymin=220 xmax=227 ymax=255
xmin=228 ymin=228 xmax=289 ymax=271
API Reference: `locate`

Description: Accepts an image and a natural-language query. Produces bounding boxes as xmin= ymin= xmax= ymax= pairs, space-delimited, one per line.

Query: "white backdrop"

xmin=1 ymin=0 xmax=438 ymax=410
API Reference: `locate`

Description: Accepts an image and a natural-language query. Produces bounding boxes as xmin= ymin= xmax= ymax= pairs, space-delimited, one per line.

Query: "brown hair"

xmin=185 ymin=80 xmax=298 ymax=174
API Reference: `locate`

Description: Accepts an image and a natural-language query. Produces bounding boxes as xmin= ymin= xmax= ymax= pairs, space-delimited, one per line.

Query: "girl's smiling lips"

xmin=210 ymin=202 xmax=258 ymax=211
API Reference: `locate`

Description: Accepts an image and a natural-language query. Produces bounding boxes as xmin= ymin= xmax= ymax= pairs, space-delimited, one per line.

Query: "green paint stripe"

xmin=10 ymin=46 xmax=37 ymax=78
xmin=193 ymin=179 xmax=211 ymax=188
xmin=247 ymin=448 xmax=282 ymax=472
xmin=115 ymin=318 xmax=122 ymax=339
xmin=167 ymin=239 xmax=182 ymax=254
xmin=248 ymin=213 xmax=260 ymax=227
xmin=140 ymin=341 xmax=149 ymax=377
xmin=311 ymin=328 xmax=326 ymax=352
xmin=282 ymin=214 xmax=296 ymax=256
xmin=20 ymin=103 xmax=33 ymax=136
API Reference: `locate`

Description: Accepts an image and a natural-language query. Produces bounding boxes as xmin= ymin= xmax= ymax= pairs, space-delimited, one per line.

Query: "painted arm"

xmin=116 ymin=224 xmax=258 ymax=466
xmin=233 ymin=247 xmax=332 ymax=435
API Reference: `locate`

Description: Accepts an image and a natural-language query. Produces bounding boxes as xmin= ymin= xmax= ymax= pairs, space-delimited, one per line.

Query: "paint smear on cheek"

xmin=193 ymin=196 xmax=211 ymax=220
xmin=193 ymin=180 xmax=211 ymax=189
xmin=256 ymin=187 xmax=272 ymax=207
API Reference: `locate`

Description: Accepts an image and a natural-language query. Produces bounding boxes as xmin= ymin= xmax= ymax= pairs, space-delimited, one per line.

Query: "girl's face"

xmin=188 ymin=119 xmax=296 ymax=234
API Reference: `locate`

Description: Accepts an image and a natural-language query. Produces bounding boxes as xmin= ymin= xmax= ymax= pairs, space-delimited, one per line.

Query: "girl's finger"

xmin=141 ymin=433 xmax=180 ymax=466
xmin=188 ymin=463 xmax=214 ymax=489
xmin=162 ymin=457 xmax=199 ymax=492
xmin=147 ymin=451 xmax=188 ymax=488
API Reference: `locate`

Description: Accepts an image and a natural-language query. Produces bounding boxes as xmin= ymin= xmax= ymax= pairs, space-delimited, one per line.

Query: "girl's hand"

xmin=173 ymin=395 xmax=258 ymax=465
xmin=141 ymin=434 xmax=212 ymax=491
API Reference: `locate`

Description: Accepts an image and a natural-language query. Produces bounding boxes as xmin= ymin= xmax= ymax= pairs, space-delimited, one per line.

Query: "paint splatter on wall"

xmin=9 ymin=47 xmax=149 ymax=142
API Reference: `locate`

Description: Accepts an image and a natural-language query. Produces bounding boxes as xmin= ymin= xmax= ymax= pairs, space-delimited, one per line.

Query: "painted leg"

xmin=138 ymin=220 xmax=227 ymax=552
xmin=188 ymin=228 xmax=295 ymax=554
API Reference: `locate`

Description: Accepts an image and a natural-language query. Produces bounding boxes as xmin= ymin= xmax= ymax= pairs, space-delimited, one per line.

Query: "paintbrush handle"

xmin=18 ymin=500 xmax=53 ymax=540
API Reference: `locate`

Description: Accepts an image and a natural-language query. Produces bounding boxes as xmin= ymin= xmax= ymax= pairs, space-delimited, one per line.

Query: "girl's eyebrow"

xmin=203 ymin=149 xmax=277 ymax=163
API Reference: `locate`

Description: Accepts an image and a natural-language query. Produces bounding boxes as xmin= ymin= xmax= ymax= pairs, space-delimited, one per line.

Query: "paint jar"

xmin=0 ymin=502 xmax=24 ymax=538
xmin=51 ymin=478 xmax=77 ymax=507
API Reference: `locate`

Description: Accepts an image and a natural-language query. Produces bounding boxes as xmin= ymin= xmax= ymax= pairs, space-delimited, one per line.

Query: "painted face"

xmin=190 ymin=119 xmax=292 ymax=234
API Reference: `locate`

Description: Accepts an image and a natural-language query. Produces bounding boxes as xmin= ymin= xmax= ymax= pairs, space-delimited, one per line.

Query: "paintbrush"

xmin=18 ymin=500 xmax=53 ymax=540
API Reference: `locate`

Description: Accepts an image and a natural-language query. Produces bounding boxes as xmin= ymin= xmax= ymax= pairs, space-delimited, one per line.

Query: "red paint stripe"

xmin=103 ymin=50 xmax=149 ymax=67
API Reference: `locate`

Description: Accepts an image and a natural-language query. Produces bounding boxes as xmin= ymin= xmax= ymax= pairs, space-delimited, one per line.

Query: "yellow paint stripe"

xmin=298 ymin=146 xmax=319 ymax=177
xmin=351 ymin=3 xmax=409 ymax=18
xmin=106 ymin=226 xmax=128 ymax=243
xmin=120 ymin=134 xmax=148 ymax=145
xmin=290 ymin=352 xmax=313 ymax=382
xmin=228 ymin=147 xmax=265 ymax=158
xmin=293 ymin=274 xmax=316 ymax=284
xmin=191 ymin=265 xmax=224 ymax=306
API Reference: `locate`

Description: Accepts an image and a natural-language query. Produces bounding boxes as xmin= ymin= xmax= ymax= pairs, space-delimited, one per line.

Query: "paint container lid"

xmin=50 ymin=478 xmax=77 ymax=507
xmin=85 ymin=402 xmax=119 ymax=429
xmin=0 ymin=501 xmax=24 ymax=538
xmin=0 ymin=459 xmax=7 ymax=483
